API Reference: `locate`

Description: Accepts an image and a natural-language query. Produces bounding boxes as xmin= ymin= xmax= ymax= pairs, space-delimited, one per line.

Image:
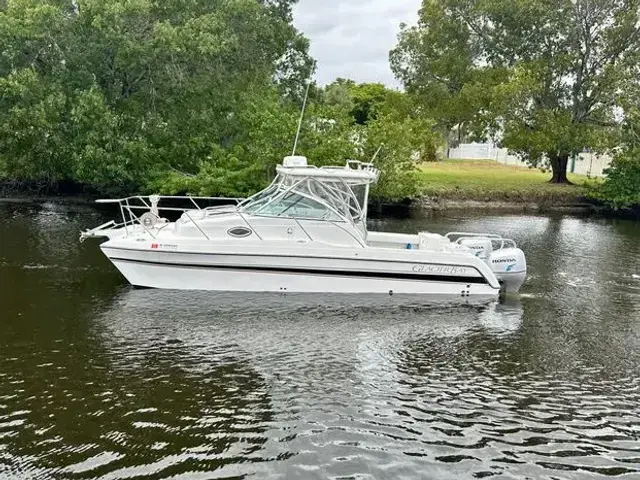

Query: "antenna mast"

xmin=371 ymin=144 xmax=383 ymax=163
xmin=292 ymin=82 xmax=311 ymax=156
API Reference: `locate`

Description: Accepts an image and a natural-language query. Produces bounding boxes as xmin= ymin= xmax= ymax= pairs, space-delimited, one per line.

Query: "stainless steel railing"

xmin=82 ymin=195 xmax=242 ymax=241
xmin=445 ymin=232 xmax=518 ymax=250
xmin=83 ymin=194 xmax=369 ymax=247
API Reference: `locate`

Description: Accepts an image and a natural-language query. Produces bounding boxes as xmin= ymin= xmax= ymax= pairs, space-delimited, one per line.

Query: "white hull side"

xmin=100 ymin=245 xmax=495 ymax=284
xmin=108 ymin=258 xmax=498 ymax=298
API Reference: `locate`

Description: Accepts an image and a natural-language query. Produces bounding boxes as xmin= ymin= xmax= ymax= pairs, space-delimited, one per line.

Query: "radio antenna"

xmin=370 ymin=144 xmax=384 ymax=163
xmin=292 ymin=82 xmax=311 ymax=156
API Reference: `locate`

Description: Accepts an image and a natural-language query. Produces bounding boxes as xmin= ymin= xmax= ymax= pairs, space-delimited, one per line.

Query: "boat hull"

xmin=102 ymin=246 xmax=500 ymax=298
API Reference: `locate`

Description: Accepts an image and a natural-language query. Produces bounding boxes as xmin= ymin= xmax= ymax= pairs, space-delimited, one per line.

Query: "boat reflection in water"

xmin=85 ymin=289 xmax=526 ymax=477
xmin=94 ymin=289 xmax=524 ymax=397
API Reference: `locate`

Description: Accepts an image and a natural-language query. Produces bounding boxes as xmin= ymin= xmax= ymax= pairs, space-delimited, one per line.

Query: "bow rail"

xmin=80 ymin=195 xmax=243 ymax=242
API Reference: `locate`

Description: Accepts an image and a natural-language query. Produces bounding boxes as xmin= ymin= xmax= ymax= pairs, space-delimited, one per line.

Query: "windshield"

xmin=240 ymin=175 xmax=364 ymax=223
xmin=243 ymin=190 xmax=342 ymax=220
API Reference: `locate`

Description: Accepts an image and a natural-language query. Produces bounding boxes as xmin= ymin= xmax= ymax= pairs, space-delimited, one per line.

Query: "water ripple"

xmin=2 ymin=206 xmax=640 ymax=479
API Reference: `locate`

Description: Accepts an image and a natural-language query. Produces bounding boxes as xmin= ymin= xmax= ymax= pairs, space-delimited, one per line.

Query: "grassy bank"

xmin=417 ymin=160 xmax=590 ymax=205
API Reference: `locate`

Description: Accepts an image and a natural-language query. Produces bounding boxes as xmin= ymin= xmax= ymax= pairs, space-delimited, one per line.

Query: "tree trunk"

xmin=549 ymin=154 xmax=572 ymax=184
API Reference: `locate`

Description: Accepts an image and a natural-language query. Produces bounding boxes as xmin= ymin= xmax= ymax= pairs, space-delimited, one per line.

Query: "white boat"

xmin=80 ymin=155 xmax=527 ymax=300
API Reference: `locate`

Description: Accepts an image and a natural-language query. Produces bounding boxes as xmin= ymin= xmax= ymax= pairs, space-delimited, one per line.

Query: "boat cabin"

xmin=167 ymin=156 xmax=379 ymax=248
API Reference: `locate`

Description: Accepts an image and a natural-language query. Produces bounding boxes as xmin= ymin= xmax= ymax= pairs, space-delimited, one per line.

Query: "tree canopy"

xmin=589 ymin=107 xmax=640 ymax=209
xmin=158 ymin=80 xmax=439 ymax=201
xmin=323 ymin=79 xmax=395 ymax=125
xmin=0 ymin=0 xmax=313 ymax=194
xmin=391 ymin=0 xmax=640 ymax=183
xmin=2 ymin=0 xmax=636 ymax=209
xmin=319 ymin=79 xmax=439 ymax=199
xmin=0 ymin=0 xmax=437 ymax=202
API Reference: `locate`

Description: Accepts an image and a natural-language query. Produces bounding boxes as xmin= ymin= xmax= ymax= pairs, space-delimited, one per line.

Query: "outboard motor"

xmin=489 ymin=248 xmax=527 ymax=293
xmin=458 ymin=237 xmax=494 ymax=260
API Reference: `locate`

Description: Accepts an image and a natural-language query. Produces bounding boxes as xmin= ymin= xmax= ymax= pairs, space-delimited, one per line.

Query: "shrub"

xmin=588 ymin=150 xmax=640 ymax=209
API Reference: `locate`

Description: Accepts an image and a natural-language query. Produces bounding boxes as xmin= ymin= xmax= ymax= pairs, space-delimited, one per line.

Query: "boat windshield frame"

xmin=238 ymin=173 xmax=368 ymax=225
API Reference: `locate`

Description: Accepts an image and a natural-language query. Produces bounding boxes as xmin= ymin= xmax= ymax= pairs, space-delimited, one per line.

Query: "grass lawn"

xmin=417 ymin=160 xmax=591 ymax=203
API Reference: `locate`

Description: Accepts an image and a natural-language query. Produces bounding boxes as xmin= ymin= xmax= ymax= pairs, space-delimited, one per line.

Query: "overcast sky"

xmin=292 ymin=0 xmax=422 ymax=88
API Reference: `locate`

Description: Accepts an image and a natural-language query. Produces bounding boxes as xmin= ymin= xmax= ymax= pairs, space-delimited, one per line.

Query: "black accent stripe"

xmin=109 ymin=257 xmax=489 ymax=285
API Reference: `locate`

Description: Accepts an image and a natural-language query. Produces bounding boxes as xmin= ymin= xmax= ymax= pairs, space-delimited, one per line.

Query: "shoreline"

xmin=416 ymin=197 xmax=599 ymax=213
xmin=0 ymin=194 xmax=97 ymax=205
xmin=414 ymin=197 xmax=640 ymax=220
xmin=2 ymin=192 xmax=636 ymax=219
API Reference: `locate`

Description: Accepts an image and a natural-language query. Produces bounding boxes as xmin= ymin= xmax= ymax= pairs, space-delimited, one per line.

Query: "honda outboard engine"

xmin=458 ymin=237 xmax=494 ymax=260
xmin=489 ymin=248 xmax=527 ymax=293
xmin=451 ymin=234 xmax=527 ymax=294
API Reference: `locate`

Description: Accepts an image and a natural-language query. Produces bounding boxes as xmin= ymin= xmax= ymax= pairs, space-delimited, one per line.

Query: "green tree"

xmin=0 ymin=0 xmax=312 ymax=193
xmin=152 ymin=88 xmax=363 ymax=198
xmin=391 ymin=0 xmax=640 ymax=183
xmin=323 ymin=80 xmax=398 ymax=126
xmin=315 ymin=79 xmax=440 ymax=201
xmin=590 ymin=110 xmax=640 ymax=209
xmin=0 ymin=0 xmax=438 ymax=204
xmin=593 ymin=151 xmax=640 ymax=210
xmin=366 ymin=113 xmax=437 ymax=201
xmin=0 ymin=69 xmax=70 ymax=184
xmin=348 ymin=82 xmax=391 ymax=125
xmin=323 ymin=80 xmax=354 ymax=113
xmin=389 ymin=0 xmax=487 ymax=152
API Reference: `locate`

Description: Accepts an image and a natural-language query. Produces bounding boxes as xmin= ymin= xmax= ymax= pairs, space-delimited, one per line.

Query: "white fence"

xmin=447 ymin=143 xmax=612 ymax=177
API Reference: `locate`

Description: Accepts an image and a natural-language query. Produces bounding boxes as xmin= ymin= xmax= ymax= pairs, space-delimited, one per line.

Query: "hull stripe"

xmin=108 ymin=257 xmax=490 ymax=285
